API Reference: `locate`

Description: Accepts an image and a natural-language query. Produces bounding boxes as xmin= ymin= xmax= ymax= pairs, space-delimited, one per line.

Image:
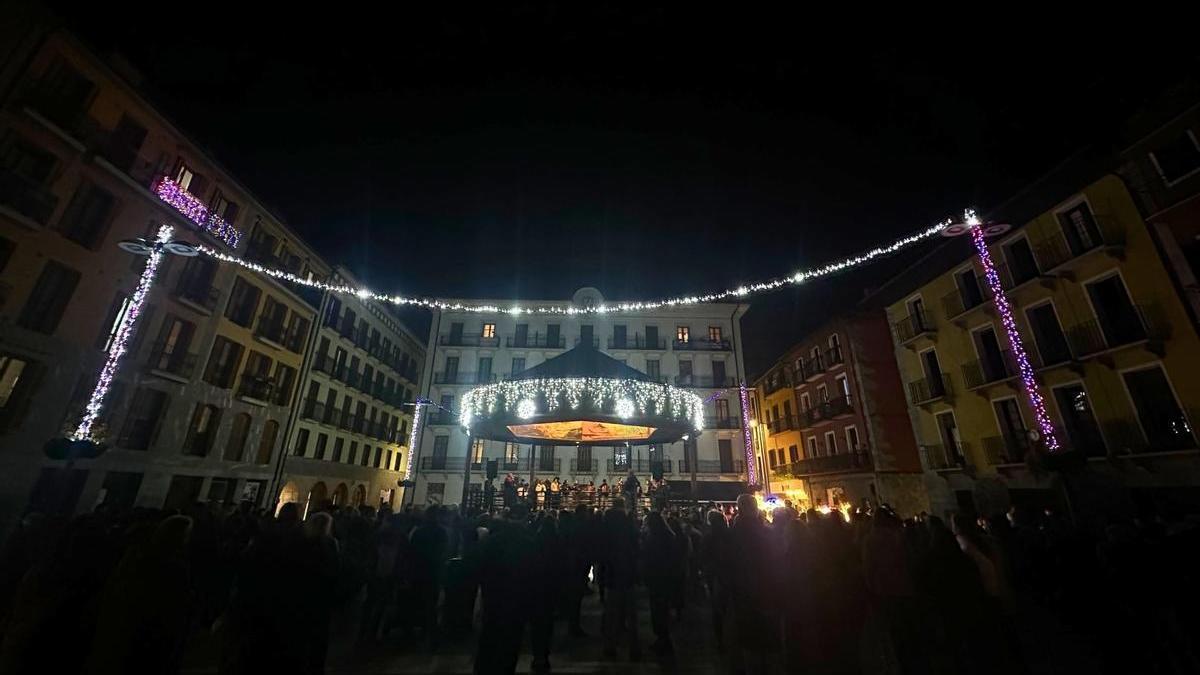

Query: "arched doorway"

xmin=306 ymin=481 xmax=328 ymax=518
xmin=352 ymin=484 xmax=366 ymax=507
xmin=277 ymin=481 xmax=300 ymax=515
xmin=332 ymin=483 xmax=348 ymax=506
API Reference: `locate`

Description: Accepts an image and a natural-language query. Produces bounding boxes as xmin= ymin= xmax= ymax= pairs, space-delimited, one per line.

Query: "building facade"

xmin=882 ymin=172 xmax=1200 ymax=519
xmin=409 ymin=287 xmax=750 ymax=506
xmin=754 ymin=312 xmax=926 ymax=515
xmin=278 ymin=268 xmax=425 ymax=514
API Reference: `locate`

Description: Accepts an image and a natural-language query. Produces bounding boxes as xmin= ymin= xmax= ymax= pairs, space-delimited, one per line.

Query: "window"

xmin=255 ymin=419 xmax=278 ymax=464
xmin=482 ymin=323 xmax=496 ymax=339
xmin=223 ymin=412 xmax=252 ymax=461
xmin=676 ymin=326 xmax=690 ymax=343
xmin=824 ymin=430 xmax=838 ymax=455
xmin=816 ymin=384 xmax=828 ymax=402
xmin=715 ymin=398 xmax=730 ymax=421
xmin=579 ymin=324 xmax=594 ymax=346
xmin=678 ymin=360 xmax=693 ymax=380
xmin=314 ymin=433 xmax=329 ymax=460
xmin=546 ymin=324 xmax=560 ymax=345
xmin=993 ymin=397 xmax=1028 ymax=463
xmin=768 ymin=449 xmax=777 ymax=467
xmin=293 ymin=427 xmax=310 ymax=457
xmin=181 ymin=404 xmax=220 ymax=456
xmin=209 ymin=190 xmax=239 ymax=223
xmin=360 ymin=442 xmax=370 ymax=466
xmin=149 ymin=315 xmax=196 ymax=376
xmin=712 ymin=360 xmax=727 ymax=385
xmin=708 ymin=326 xmax=722 ymax=342
xmin=97 ymin=293 xmax=133 ymax=352
xmin=284 ymin=314 xmax=309 ymax=353
xmin=799 ymin=392 xmax=811 ymax=412
xmin=845 ymin=426 xmax=861 ymax=452
xmin=613 ymin=325 xmax=627 ymax=347
xmin=788 ymin=445 xmax=800 ymax=464
xmin=393 ymin=451 xmax=403 ymax=471
xmin=1123 ymin=366 xmax=1195 ymax=451
xmin=1026 ymin=303 xmax=1072 ymax=366
xmin=118 ymin=387 xmax=168 ymax=450
xmin=907 ymin=296 xmax=927 ymax=328
xmin=782 ymin=400 xmax=793 ymax=422
xmin=225 ymin=277 xmax=261 ymax=327
xmin=1085 ymin=274 xmax=1145 ymax=348
xmin=374 ymin=446 xmax=384 ymax=468
xmin=645 ymin=325 xmax=659 ymax=347
xmin=511 ymin=357 xmax=526 ymax=375
xmin=717 ymin=439 xmax=733 ymax=473
xmin=348 ymin=441 xmax=358 ymax=464
xmin=505 ymin=442 xmax=521 ymax=464
xmin=954 ymin=267 xmax=985 ymax=310
xmin=18 ymin=260 xmax=80 ymax=334
xmin=239 ymin=351 xmax=272 ymax=400
xmin=806 ymin=436 xmax=819 ymax=458
xmin=1057 ymin=201 xmax=1102 ymax=255
xmin=478 ymin=357 xmax=493 ymax=381
xmin=0 ymin=355 xmax=41 ymax=432
xmin=646 ymin=359 xmax=661 ymax=380
xmin=57 ymin=181 xmax=116 ymax=249
xmin=1150 ymin=130 xmax=1200 ymax=185
xmin=332 ymin=437 xmax=344 ymax=462
xmin=1052 ymin=384 xmax=1105 ymax=456
xmin=426 ymin=483 xmax=445 ymax=505
xmin=174 ymin=162 xmax=196 ymax=191
xmin=513 ymin=323 xmax=529 ymax=346
xmin=444 ymin=356 xmax=459 ymax=379
xmin=471 ymin=438 xmax=485 ymax=465
xmin=836 ymin=374 xmax=851 ymax=402
xmin=1002 ymin=237 xmax=1040 ymax=286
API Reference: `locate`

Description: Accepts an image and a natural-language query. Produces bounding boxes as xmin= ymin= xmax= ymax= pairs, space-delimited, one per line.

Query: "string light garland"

xmin=73 ymin=225 xmax=174 ymax=441
xmin=965 ymin=212 xmax=1060 ymax=452
xmin=458 ymin=377 xmax=705 ymax=432
xmin=403 ymin=398 xmax=427 ymax=480
xmin=739 ymin=382 xmax=758 ymax=486
xmin=155 ymin=177 xmax=242 ymax=248
xmin=197 ymin=215 xmax=954 ymax=315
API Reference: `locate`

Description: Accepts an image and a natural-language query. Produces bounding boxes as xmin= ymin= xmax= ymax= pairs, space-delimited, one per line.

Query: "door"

xmin=580 ymin=324 xmax=594 ymax=347
xmin=910 ymin=297 xmax=927 ymax=330
xmin=974 ymin=326 xmax=1006 ymax=380
xmin=678 ymin=360 xmax=693 ymax=384
xmin=477 ymin=357 xmax=492 ymax=382
xmin=1027 ymin=304 xmax=1072 ymax=365
xmin=1086 ymin=275 xmax=1144 ymax=346
xmin=957 ymin=268 xmax=984 ymax=308
xmin=538 ymin=446 xmax=556 ymax=471
xmin=921 ymin=350 xmax=944 ymax=396
xmin=1058 ymin=203 xmax=1101 ymax=255
xmin=1123 ymin=367 xmax=1195 ymax=450
xmin=993 ymin=398 xmax=1028 ymax=462
xmin=431 ymin=436 xmax=448 ymax=470
xmin=718 ymin=439 xmax=734 ymax=473
xmin=715 ymin=399 xmax=730 ymax=426
xmin=712 ymin=360 xmax=727 ymax=387
xmin=645 ymin=325 xmax=658 ymax=348
xmin=546 ymin=324 xmax=560 ymax=347
xmin=444 ymin=356 xmax=459 ymax=381
xmin=935 ymin=411 xmax=963 ymax=465
xmin=1004 ymin=238 xmax=1040 ymax=285
xmin=1053 ymin=384 xmax=1105 ymax=456
xmin=514 ymin=323 xmax=528 ymax=347
xmin=613 ymin=325 xmax=627 ymax=348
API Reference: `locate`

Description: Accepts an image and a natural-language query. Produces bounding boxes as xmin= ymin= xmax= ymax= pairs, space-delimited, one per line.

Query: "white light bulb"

xmin=615 ymin=398 xmax=635 ymax=419
xmin=517 ymin=399 xmax=537 ymax=419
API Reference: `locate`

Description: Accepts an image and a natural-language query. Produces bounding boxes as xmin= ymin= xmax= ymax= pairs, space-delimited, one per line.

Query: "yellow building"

xmin=752 ymin=348 xmax=806 ymax=503
xmin=880 ymin=166 xmax=1200 ymax=518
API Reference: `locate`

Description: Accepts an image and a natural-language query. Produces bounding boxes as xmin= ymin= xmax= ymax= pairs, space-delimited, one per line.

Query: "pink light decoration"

xmin=739 ymin=382 xmax=759 ymax=485
xmin=154 ymin=177 xmax=242 ymax=249
xmin=73 ymin=225 xmax=174 ymax=441
xmin=969 ymin=221 xmax=1060 ymax=452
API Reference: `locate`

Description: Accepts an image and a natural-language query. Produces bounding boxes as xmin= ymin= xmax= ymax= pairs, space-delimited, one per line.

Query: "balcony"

xmin=439 ymin=334 xmax=501 ymax=347
xmin=982 ymin=435 xmax=1030 ymax=465
xmin=763 ymin=368 xmax=793 ymax=394
xmin=922 ymin=443 xmax=970 ymax=471
xmin=427 ymin=412 xmax=458 ymax=426
xmin=300 ymin=398 xmax=325 ymax=422
xmin=570 ymin=458 xmax=600 ymax=473
xmin=994 ymin=260 xmax=1045 ymax=292
xmin=678 ymin=458 xmax=744 ymax=475
xmin=146 ymin=342 xmax=197 ymax=381
xmin=768 ymin=415 xmax=799 ymax=435
xmin=0 ymin=167 xmax=58 ymax=226
xmin=909 ymin=374 xmax=952 ymax=406
xmin=801 ymin=355 xmax=825 ymax=381
xmin=173 ymin=275 xmax=220 ymax=314
xmin=532 ymin=458 xmax=564 ymax=474
xmin=825 ymin=346 xmax=845 ymax=369
xmin=506 ymin=334 xmax=566 ymax=349
xmin=894 ymin=312 xmax=936 ymax=346
xmin=421 ymin=455 xmax=465 ymax=471
xmin=704 ymin=416 xmax=741 ymax=429
xmin=1033 ymin=216 xmax=1126 ymax=274
xmin=674 ymin=375 xmax=736 ymax=388
xmin=607 ymin=335 xmax=666 ymax=350
xmin=1065 ymin=304 xmax=1168 ymax=360
xmin=776 ymin=450 xmax=873 ymax=476
xmin=433 ymin=371 xmax=497 ymax=385
xmin=576 ymin=337 xmax=600 ymax=349
xmin=804 ymin=395 xmax=854 ymax=425
xmin=673 ymin=337 xmax=732 ymax=351
xmin=608 ymin=458 xmax=673 ymax=474
xmin=236 ymin=375 xmax=274 ymax=403
xmin=961 ymin=350 xmax=1019 ymax=391
xmin=254 ymin=317 xmax=288 ymax=347
xmin=312 ymin=353 xmax=337 ymax=378
xmin=498 ymin=458 xmax=531 ymax=472
xmin=941 ymin=279 xmax=993 ymax=321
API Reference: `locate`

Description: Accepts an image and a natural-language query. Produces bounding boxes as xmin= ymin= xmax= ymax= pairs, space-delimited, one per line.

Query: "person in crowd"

xmin=598 ymin=479 xmax=610 ymax=508
xmin=621 ymin=471 xmax=640 ymax=513
xmin=641 ymin=511 xmax=679 ymax=656
xmin=723 ymin=494 xmax=780 ymax=671
xmin=549 ymin=476 xmax=561 ymax=509
xmin=600 ymin=505 xmax=641 ymax=661
xmin=410 ymin=505 xmax=449 ymax=648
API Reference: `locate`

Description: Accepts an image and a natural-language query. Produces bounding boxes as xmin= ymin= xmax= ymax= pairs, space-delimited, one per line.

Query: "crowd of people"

xmin=493 ymin=470 xmax=675 ymax=511
xmin=0 ymin=488 xmax=1197 ymax=674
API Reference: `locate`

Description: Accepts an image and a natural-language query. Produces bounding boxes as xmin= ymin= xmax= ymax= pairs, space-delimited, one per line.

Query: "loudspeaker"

xmin=485 ymin=459 xmax=499 ymax=479
xmin=651 ymin=460 xmax=664 ymax=481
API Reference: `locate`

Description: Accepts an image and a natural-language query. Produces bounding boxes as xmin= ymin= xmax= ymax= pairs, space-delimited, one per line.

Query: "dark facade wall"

xmin=849 ymin=311 xmax=921 ymax=473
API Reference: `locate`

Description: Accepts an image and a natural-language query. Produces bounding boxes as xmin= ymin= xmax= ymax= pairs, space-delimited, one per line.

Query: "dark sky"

xmin=52 ymin=5 xmax=1195 ymax=376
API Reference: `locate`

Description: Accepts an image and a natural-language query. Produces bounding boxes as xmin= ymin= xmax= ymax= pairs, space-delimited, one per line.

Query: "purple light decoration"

xmin=73 ymin=225 xmax=174 ymax=441
xmin=968 ymin=220 xmax=1060 ymax=452
xmin=154 ymin=177 xmax=242 ymax=249
xmin=738 ymin=381 xmax=759 ymax=485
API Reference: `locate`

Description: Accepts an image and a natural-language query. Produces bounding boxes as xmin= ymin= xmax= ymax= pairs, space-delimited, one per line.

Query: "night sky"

xmin=51 ymin=5 xmax=1194 ymax=375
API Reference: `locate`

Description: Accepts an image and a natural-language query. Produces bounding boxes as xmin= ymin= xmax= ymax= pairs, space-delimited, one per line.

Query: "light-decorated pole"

xmin=739 ymin=382 xmax=759 ymax=488
xmin=47 ymin=225 xmax=199 ymax=459
xmin=942 ymin=211 xmax=1060 ymax=453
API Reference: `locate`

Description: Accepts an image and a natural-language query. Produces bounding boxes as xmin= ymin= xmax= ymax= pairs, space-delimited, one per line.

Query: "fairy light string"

xmin=197 ymin=215 xmax=953 ymax=316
